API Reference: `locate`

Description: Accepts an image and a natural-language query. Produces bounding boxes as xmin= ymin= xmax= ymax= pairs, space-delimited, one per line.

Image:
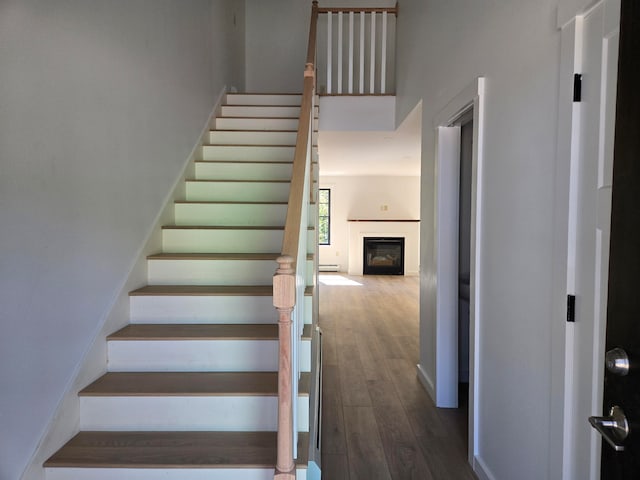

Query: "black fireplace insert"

xmin=363 ymin=237 xmax=405 ymax=275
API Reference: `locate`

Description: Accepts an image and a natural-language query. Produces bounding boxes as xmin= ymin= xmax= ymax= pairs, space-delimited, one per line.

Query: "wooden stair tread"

xmin=204 ymin=143 xmax=318 ymax=148
xmin=108 ymin=323 xmax=313 ymax=341
xmin=146 ymin=252 xmax=313 ymax=261
xmin=209 ymin=129 xmax=298 ymax=133
xmin=129 ymin=285 xmax=274 ymax=296
xmin=147 ymin=252 xmax=281 ymax=260
xmin=204 ymin=143 xmax=296 ymax=147
xmin=161 ymin=225 xmax=284 ymax=230
xmin=44 ymin=431 xmax=309 ymax=468
xmin=195 ymin=159 xmax=293 ymax=164
xmin=108 ymin=323 xmax=278 ymax=341
xmin=130 ymin=285 xmax=314 ymax=296
xmin=79 ymin=372 xmax=311 ymax=396
xmin=174 ymin=200 xmax=288 ymax=205
xmin=216 ymin=116 xmax=319 ymax=120
xmin=186 ymin=179 xmax=290 ymax=183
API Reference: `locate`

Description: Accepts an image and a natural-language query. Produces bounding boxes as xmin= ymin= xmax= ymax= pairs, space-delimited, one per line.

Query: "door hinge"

xmin=567 ymin=294 xmax=576 ymax=322
xmin=573 ymin=74 xmax=582 ymax=102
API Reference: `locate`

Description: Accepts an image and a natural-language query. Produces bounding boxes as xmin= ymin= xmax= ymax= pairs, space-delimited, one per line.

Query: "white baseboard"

xmin=318 ymin=264 xmax=339 ymax=272
xmin=416 ymin=363 xmax=436 ymax=404
xmin=473 ymin=455 xmax=497 ymax=480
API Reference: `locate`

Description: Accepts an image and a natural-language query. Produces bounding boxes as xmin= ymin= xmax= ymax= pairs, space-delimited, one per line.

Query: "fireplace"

xmin=363 ymin=237 xmax=405 ymax=275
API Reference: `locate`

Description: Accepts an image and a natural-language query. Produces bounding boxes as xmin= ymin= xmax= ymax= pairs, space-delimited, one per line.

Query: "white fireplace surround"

xmin=347 ymin=221 xmax=420 ymax=276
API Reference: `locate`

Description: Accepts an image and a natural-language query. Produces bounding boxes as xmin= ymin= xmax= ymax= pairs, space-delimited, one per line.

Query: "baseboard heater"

xmin=319 ymin=264 xmax=339 ymax=272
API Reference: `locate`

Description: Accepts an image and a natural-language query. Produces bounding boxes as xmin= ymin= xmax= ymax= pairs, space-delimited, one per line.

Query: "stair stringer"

xmin=21 ymin=87 xmax=229 ymax=480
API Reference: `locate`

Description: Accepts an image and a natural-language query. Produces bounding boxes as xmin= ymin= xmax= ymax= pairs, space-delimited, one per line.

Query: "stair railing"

xmin=273 ymin=1 xmax=318 ymax=479
xmin=317 ymin=3 xmax=398 ymax=95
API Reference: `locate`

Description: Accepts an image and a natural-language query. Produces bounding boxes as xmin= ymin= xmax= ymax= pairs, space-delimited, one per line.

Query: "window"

xmin=318 ymin=188 xmax=330 ymax=245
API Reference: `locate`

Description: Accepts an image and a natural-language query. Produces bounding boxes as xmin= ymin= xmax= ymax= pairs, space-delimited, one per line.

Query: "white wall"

xmin=245 ymin=0 xmax=310 ymax=92
xmin=319 ymin=176 xmax=420 ymax=272
xmin=396 ymin=1 xmax=564 ymax=479
xmin=0 ymin=1 xmax=243 ymax=479
xmin=244 ymin=0 xmax=396 ymax=93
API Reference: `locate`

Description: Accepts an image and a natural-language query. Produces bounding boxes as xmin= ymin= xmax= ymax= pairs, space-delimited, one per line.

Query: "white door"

xmin=562 ymin=1 xmax=620 ymax=478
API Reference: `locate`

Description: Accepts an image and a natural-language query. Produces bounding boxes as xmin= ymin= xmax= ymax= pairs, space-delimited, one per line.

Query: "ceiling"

xmin=317 ymin=103 xmax=422 ymax=177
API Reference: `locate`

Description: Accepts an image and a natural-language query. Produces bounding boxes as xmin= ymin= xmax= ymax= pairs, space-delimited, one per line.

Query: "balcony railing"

xmin=317 ymin=4 xmax=398 ymax=95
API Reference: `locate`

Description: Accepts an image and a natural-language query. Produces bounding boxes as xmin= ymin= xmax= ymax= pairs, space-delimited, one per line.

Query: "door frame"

xmin=431 ymin=77 xmax=485 ymax=465
xmin=552 ymin=1 xmax=621 ymax=478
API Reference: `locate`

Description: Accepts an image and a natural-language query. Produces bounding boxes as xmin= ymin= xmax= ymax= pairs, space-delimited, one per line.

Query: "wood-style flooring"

xmin=319 ymin=274 xmax=477 ymax=480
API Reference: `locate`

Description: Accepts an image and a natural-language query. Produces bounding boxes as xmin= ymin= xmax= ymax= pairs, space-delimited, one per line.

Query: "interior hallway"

xmin=319 ymin=274 xmax=477 ymax=480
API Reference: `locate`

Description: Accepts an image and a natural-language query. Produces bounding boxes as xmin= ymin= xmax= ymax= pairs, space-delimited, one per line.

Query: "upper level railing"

xmin=316 ymin=4 xmax=398 ymax=95
xmin=272 ymin=2 xmax=318 ymax=479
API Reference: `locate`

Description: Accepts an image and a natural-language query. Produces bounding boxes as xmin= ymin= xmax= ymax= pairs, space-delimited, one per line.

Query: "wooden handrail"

xmin=318 ymin=3 xmax=398 ymax=15
xmin=274 ymin=2 xmax=318 ymax=479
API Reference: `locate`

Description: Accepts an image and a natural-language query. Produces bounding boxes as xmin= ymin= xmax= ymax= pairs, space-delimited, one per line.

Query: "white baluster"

xmin=381 ymin=11 xmax=387 ymax=94
xmin=337 ymin=12 xmax=343 ymax=94
xmin=359 ymin=11 xmax=365 ymax=94
xmin=327 ymin=13 xmax=332 ymax=94
xmin=348 ymin=11 xmax=354 ymax=94
xmin=370 ymin=12 xmax=376 ymax=94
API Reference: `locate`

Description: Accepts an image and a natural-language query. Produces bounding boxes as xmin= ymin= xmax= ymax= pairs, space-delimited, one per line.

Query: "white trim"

xmin=473 ymin=455 xmax=497 ymax=480
xmin=433 ymin=77 xmax=485 ymax=468
xmin=416 ymin=363 xmax=436 ymax=400
xmin=434 ymin=125 xmax=461 ymax=408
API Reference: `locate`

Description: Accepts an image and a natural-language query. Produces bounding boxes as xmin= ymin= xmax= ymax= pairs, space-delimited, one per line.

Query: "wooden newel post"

xmin=273 ymin=255 xmax=296 ymax=480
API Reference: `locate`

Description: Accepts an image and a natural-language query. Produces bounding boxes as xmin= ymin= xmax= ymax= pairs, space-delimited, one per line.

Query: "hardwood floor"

xmin=319 ymin=274 xmax=477 ymax=480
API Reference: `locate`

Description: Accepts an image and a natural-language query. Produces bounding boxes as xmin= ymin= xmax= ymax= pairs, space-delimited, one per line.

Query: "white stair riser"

xmin=147 ymin=259 xmax=314 ymax=286
xmin=203 ymin=145 xmax=294 ymax=162
xmin=175 ymin=203 xmax=288 ymax=226
xmin=162 ymin=229 xmax=283 ymax=253
xmin=209 ymin=130 xmax=298 ymax=145
xmin=194 ymin=162 xmax=292 ymax=181
xmin=226 ymin=93 xmax=302 ymax=106
xmin=214 ymin=117 xmax=317 ymax=131
xmin=220 ymin=105 xmax=300 ymax=118
xmin=148 ymin=259 xmax=274 ymax=285
xmin=307 ymin=234 xmax=315 ymax=256
xmin=108 ymin=340 xmax=312 ymax=372
xmin=130 ymin=295 xmax=276 ymax=324
xmin=79 ymin=396 xmax=309 ymax=432
xmin=185 ymin=181 xmax=290 ymax=202
xmin=46 ymin=468 xmax=308 ymax=480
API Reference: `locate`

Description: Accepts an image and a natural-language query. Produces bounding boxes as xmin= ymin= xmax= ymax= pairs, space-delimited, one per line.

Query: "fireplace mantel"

xmin=348 ymin=219 xmax=420 ymax=222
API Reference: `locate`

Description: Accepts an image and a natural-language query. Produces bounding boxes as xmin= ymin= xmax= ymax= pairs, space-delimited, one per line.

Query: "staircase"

xmin=44 ymin=93 xmax=318 ymax=480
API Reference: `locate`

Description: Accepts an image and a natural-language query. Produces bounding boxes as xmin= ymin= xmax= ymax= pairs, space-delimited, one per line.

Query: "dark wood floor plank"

xmin=386 ymin=358 xmax=449 ymax=440
xmin=321 ymin=330 xmax=339 ymax=366
xmin=343 ymin=406 xmax=392 ymax=480
xmin=322 ymin=365 xmax=348 ymax=454
xmin=416 ymin=434 xmax=477 ymax=480
xmin=336 ymin=337 xmax=372 ymax=407
xmin=322 ymin=453 xmax=350 ymax=480
xmin=319 ymin=274 xmax=477 ymax=480
xmin=374 ymin=404 xmax=435 ymax=480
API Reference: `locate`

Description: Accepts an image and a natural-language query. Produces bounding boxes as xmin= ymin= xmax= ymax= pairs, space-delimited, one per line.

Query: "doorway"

xmin=429 ymin=77 xmax=485 ymax=466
